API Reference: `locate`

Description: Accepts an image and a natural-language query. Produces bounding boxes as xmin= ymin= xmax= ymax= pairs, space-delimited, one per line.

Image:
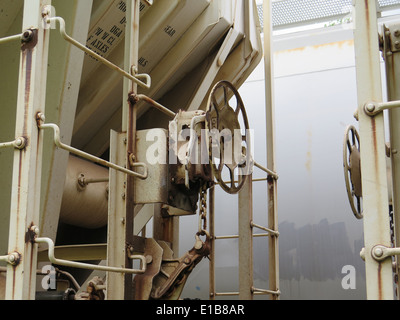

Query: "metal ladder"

xmin=207 ymin=1 xmax=280 ymax=301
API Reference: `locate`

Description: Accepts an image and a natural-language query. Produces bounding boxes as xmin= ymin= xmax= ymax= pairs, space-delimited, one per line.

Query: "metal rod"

xmin=0 ymin=137 xmax=26 ymax=150
xmin=365 ymin=100 xmax=400 ymax=116
xmin=55 ymin=268 xmax=80 ymax=291
xmin=371 ymin=245 xmax=400 ymax=262
xmin=263 ymin=0 xmax=280 ymax=300
xmin=0 ymin=256 xmax=12 ymax=264
xmin=35 ymin=237 xmax=146 ymax=274
xmin=47 ymin=17 xmax=151 ymax=90
xmin=251 ymin=222 xmax=280 ymax=237
xmin=214 ymin=292 xmax=239 ymax=296
xmin=214 ymin=235 xmax=239 ymax=240
xmin=252 ymin=287 xmax=281 ymax=296
xmin=0 ymin=33 xmax=23 ymax=44
xmin=254 ymin=161 xmax=278 ymax=180
xmin=38 ymin=121 xmax=147 ymax=179
xmin=136 ymin=94 xmax=176 ymax=118
xmin=79 ymin=177 xmax=109 ymax=186
xmin=124 ymin=0 xmax=140 ymax=300
xmin=222 ymin=177 xmax=268 ymax=184
xmin=214 ymin=233 xmax=269 ymax=240
xmin=209 ymin=186 xmax=215 ymax=300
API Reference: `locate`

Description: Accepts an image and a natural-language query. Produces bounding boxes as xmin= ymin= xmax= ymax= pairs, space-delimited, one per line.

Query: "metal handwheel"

xmin=205 ymin=80 xmax=252 ymax=194
xmin=343 ymin=125 xmax=363 ymax=219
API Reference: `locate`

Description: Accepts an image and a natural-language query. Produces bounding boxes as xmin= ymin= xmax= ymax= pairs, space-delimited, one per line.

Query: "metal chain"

xmin=198 ymin=184 xmax=208 ymax=235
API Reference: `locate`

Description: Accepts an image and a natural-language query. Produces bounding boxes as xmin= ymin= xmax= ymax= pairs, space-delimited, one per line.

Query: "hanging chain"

xmin=198 ymin=184 xmax=208 ymax=235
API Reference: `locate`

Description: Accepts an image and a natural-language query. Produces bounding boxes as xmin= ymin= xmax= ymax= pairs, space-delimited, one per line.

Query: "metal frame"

xmin=4 ymin=0 xmax=52 ymax=300
xmin=353 ymin=0 xmax=393 ymax=300
xmin=207 ymin=0 xmax=280 ymax=301
xmin=382 ymin=20 xmax=400 ymax=299
xmin=1 ymin=0 xmax=279 ymax=301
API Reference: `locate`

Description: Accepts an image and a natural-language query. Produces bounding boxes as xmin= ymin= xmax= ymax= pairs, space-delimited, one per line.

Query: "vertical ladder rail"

xmin=381 ymin=22 xmax=400 ymax=299
xmin=5 ymin=0 xmax=51 ymax=300
xmin=238 ymin=175 xmax=254 ymax=300
xmin=353 ymin=0 xmax=393 ymax=300
xmin=209 ymin=170 xmax=280 ymax=299
xmin=263 ymin=0 xmax=280 ymax=300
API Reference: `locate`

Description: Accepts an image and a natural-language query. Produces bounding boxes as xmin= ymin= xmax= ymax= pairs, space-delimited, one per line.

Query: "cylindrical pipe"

xmin=60 ymin=155 xmax=109 ymax=229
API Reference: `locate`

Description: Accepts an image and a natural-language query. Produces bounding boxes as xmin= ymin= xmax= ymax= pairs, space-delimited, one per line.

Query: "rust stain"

xmin=378 ymin=262 xmax=382 ymax=300
xmin=276 ymin=40 xmax=354 ymax=55
xmin=371 ymin=118 xmax=379 ymax=174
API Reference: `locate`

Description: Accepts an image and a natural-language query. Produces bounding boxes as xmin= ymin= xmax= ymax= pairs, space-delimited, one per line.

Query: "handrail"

xmin=254 ymin=161 xmax=279 ymax=180
xmin=35 ymin=237 xmax=146 ymax=274
xmin=47 ymin=17 xmax=151 ymax=90
xmin=0 ymin=33 xmax=23 ymax=45
xmin=38 ymin=119 xmax=147 ymax=180
xmin=0 ymin=137 xmax=26 ymax=150
xmin=135 ymin=94 xmax=176 ymax=118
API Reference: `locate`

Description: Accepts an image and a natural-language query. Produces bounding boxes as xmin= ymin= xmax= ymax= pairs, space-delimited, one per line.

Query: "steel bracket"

xmin=369 ymin=245 xmax=400 ymax=262
xmin=364 ymin=100 xmax=400 ymax=116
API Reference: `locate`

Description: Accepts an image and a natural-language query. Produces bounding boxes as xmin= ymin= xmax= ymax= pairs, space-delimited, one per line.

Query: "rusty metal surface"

xmin=5 ymin=0 xmax=51 ymax=300
xmin=353 ymin=0 xmax=393 ymax=299
xmin=133 ymin=238 xmax=163 ymax=300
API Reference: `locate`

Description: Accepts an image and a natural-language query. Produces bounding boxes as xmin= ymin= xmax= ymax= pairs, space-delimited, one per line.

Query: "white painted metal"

xmin=39 ymin=122 xmax=147 ymax=179
xmin=59 ymin=155 xmax=109 ymax=229
xmin=353 ymin=0 xmax=393 ymax=299
xmin=238 ymin=175 xmax=254 ymax=300
xmin=5 ymin=0 xmax=51 ymax=300
xmin=382 ymin=21 xmax=400 ymax=299
xmin=48 ymin=16 xmax=151 ymax=90
xmin=35 ymin=237 xmax=146 ymax=274
xmin=106 ymin=131 xmax=128 ymax=300
xmin=39 ymin=0 xmax=93 ymax=242
xmin=263 ymin=0 xmax=280 ymax=300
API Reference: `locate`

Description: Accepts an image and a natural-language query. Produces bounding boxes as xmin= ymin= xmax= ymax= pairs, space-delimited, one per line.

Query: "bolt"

xmin=374 ymin=246 xmax=384 ymax=258
xmin=8 ymin=252 xmax=20 ymax=266
xmin=21 ymin=29 xmax=33 ymax=42
xmin=36 ymin=112 xmax=45 ymax=124
xmin=145 ymin=255 xmax=153 ymax=264
xmin=42 ymin=5 xmax=51 ymax=17
xmin=31 ymin=225 xmax=39 ymax=235
xmin=365 ymin=103 xmax=376 ymax=113
xmin=396 ymin=41 xmax=400 ymax=49
xmin=14 ymin=137 xmax=26 ymax=150
xmin=395 ymin=29 xmax=400 ymax=37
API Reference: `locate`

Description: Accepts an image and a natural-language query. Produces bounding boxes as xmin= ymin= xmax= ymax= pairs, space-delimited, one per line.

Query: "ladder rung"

xmin=214 ymin=292 xmax=239 ymax=297
xmin=253 ymin=287 xmax=281 ymax=296
xmin=214 ymin=235 xmax=238 ymax=240
xmin=214 ymin=233 xmax=270 ymax=240
xmin=251 ymin=222 xmax=279 ymax=237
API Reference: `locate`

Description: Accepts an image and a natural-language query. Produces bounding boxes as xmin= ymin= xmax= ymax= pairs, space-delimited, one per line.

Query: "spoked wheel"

xmin=343 ymin=125 xmax=363 ymax=219
xmin=205 ymin=80 xmax=252 ymax=194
